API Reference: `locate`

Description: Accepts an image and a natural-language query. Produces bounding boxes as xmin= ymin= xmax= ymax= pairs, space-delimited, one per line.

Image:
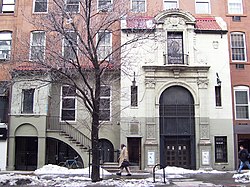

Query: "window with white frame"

xmin=97 ymin=31 xmax=112 ymax=60
xmin=33 ymin=0 xmax=48 ymax=13
xmin=63 ymin=31 xmax=78 ymax=60
xmin=131 ymin=0 xmax=146 ymax=12
xmin=164 ymin=0 xmax=178 ymax=10
xmin=234 ymin=86 xmax=249 ymax=119
xmin=61 ymin=85 xmax=76 ymax=121
xmin=0 ymin=32 xmax=12 ymax=61
xmin=98 ymin=0 xmax=112 ymax=11
xmin=65 ymin=0 xmax=80 ymax=13
xmin=195 ymin=0 xmax=210 ymax=14
xmin=228 ymin=0 xmax=243 ymax=14
xmin=22 ymin=89 xmax=35 ymax=113
xmin=30 ymin=31 xmax=46 ymax=61
xmin=231 ymin=32 xmax=246 ymax=61
xmin=1 ymin=0 xmax=15 ymax=13
xmin=100 ymin=85 xmax=111 ymax=121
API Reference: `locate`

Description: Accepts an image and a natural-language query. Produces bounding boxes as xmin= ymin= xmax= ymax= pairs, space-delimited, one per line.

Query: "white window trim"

xmin=163 ymin=0 xmax=179 ymax=10
xmin=32 ymin=0 xmax=48 ymax=13
xmin=60 ymin=85 xmax=77 ymax=122
xmin=230 ymin=32 xmax=247 ymax=62
xmin=29 ymin=31 xmax=46 ymax=61
xmin=97 ymin=0 xmax=113 ymax=12
xmin=65 ymin=0 xmax=80 ymax=13
xmin=234 ymin=86 xmax=250 ymax=120
xmin=97 ymin=31 xmax=112 ymax=61
xmin=131 ymin=0 xmax=147 ymax=13
xmin=228 ymin=0 xmax=243 ymax=14
xmin=195 ymin=0 xmax=211 ymax=14
xmin=0 ymin=32 xmax=12 ymax=60
xmin=1 ymin=0 xmax=15 ymax=13
xmin=99 ymin=85 xmax=112 ymax=122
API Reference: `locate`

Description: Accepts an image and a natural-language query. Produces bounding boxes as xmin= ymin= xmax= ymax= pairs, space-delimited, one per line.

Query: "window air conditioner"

xmin=0 ymin=53 xmax=7 ymax=60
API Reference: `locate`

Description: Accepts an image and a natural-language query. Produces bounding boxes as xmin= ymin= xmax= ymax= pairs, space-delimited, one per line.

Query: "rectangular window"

xmin=61 ymin=85 xmax=76 ymax=121
xmin=63 ymin=31 xmax=78 ymax=60
xmin=0 ymin=96 xmax=8 ymax=123
xmin=22 ymin=89 xmax=35 ymax=113
xmin=33 ymin=0 xmax=48 ymax=13
xmin=131 ymin=0 xmax=146 ymax=12
xmin=100 ymin=85 xmax=111 ymax=121
xmin=98 ymin=0 xmax=112 ymax=11
xmin=131 ymin=85 xmax=138 ymax=107
xmin=1 ymin=0 xmax=15 ymax=13
xmin=235 ymin=89 xmax=249 ymax=119
xmin=0 ymin=32 xmax=12 ymax=61
xmin=231 ymin=32 xmax=246 ymax=61
xmin=215 ymin=136 xmax=228 ymax=163
xmin=65 ymin=0 xmax=80 ymax=13
xmin=164 ymin=0 xmax=178 ymax=10
xmin=97 ymin=31 xmax=112 ymax=60
xmin=228 ymin=0 xmax=243 ymax=14
xmin=30 ymin=31 xmax=46 ymax=61
xmin=167 ymin=32 xmax=184 ymax=64
xmin=195 ymin=0 xmax=210 ymax=14
xmin=215 ymin=86 xmax=222 ymax=107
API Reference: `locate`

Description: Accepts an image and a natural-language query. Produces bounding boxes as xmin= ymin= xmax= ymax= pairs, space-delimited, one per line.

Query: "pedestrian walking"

xmin=116 ymin=144 xmax=132 ymax=176
xmin=238 ymin=145 xmax=250 ymax=173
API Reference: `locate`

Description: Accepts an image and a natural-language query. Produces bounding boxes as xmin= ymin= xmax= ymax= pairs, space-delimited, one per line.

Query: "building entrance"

xmin=160 ymin=86 xmax=196 ymax=169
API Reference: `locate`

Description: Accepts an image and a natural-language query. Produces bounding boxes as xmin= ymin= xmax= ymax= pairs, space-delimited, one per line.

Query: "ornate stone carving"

xmin=197 ymin=78 xmax=209 ymax=89
xmin=147 ymin=124 xmax=155 ymax=139
xmin=145 ymin=79 xmax=156 ymax=88
xmin=200 ymin=124 xmax=209 ymax=139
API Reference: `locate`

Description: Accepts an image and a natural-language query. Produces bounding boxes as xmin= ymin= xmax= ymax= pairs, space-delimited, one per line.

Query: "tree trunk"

xmin=91 ymin=115 xmax=100 ymax=182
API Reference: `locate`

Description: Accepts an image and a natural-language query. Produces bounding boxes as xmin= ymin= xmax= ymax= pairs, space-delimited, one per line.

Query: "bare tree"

xmin=13 ymin=0 xmax=152 ymax=182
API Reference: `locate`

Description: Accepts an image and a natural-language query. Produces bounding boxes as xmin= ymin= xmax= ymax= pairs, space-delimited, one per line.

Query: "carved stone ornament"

xmin=197 ymin=78 xmax=209 ymax=89
xmin=145 ymin=79 xmax=156 ymax=88
xmin=165 ymin=17 xmax=185 ymax=27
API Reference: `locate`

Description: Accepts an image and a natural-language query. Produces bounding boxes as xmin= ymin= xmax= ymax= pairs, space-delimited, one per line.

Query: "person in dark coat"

xmin=238 ymin=145 xmax=250 ymax=173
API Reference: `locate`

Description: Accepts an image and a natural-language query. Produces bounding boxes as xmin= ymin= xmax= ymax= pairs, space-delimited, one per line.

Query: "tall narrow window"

xmin=22 ymin=89 xmax=35 ymax=113
xmin=61 ymin=85 xmax=76 ymax=121
xmin=0 ymin=96 xmax=8 ymax=123
xmin=0 ymin=32 xmax=12 ymax=61
xmin=131 ymin=0 xmax=145 ymax=12
xmin=215 ymin=86 xmax=222 ymax=107
xmin=215 ymin=136 xmax=228 ymax=163
xmin=33 ymin=0 xmax=48 ymax=13
xmin=131 ymin=85 xmax=138 ymax=107
xmin=195 ymin=0 xmax=210 ymax=14
xmin=167 ymin=32 xmax=184 ymax=64
xmin=164 ymin=0 xmax=178 ymax=10
xmin=65 ymin=0 xmax=80 ymax=13
xmin=30 ymin=31 xmax=46 ymax=61
xmin=231 ymin=32 xmax=246 ymax=61
xmin=234 ymin=86 xmax=249 ymax=119
xmin=100 ymin=85 xmax=111 ymax=121
xmin=228 ymin=0 xmax=243 ymax=14
xmin=97 ymin=31 xmax=112 ymax=60
xmin=98 ymin=0 xmax=112 ymax=11
xmin=63 ymin=31 xmax=78 ymax=60
xmin=1 ymin=0 xmax=15 ymax=13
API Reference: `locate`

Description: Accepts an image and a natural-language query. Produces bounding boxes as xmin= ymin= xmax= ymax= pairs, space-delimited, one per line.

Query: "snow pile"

xmin=233 ymin=172 xmax=250 ymax=183
xmin=155 ymin=166 xmax=226 ymax=175
xmin=34 ymin=164 xmax=112 ymax=176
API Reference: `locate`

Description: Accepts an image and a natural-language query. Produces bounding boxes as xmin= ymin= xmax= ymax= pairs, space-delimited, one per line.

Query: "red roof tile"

xmin=195 ymin=17 xmax=222 ymax=31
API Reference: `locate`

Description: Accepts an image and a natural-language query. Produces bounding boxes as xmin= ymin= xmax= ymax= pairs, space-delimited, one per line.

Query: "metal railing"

xmin=163 ymin=53 xmax=189 ymax=65
xmin=46 ymin=116 xmax=91 ymax=148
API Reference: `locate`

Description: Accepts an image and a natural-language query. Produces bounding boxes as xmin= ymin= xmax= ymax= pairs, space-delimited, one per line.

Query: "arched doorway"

xmin=99 ymin=139 xmax=114 ymax=163
xmin=159 ymin=86 xmax=196 ymax=169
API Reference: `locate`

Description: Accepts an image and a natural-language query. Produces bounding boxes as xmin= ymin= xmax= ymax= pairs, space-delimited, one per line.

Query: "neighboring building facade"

xmin=0 ymin=0 xmax=249 ymax=171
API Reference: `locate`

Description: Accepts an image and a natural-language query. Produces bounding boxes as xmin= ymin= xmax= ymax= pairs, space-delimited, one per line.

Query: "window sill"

xmin=226 ymin=14 xmax=247 ymax=17
xmin=215 ymin=106 xmax=223 ymax=109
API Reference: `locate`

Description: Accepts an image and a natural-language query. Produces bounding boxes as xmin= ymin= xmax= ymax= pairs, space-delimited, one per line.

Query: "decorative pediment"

xmin=154 ymin=9 xmax=196 ymax=25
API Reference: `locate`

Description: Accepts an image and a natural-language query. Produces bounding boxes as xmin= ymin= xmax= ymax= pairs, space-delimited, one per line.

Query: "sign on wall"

xmin=148 ymin=151 xmax=155 ymax=165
